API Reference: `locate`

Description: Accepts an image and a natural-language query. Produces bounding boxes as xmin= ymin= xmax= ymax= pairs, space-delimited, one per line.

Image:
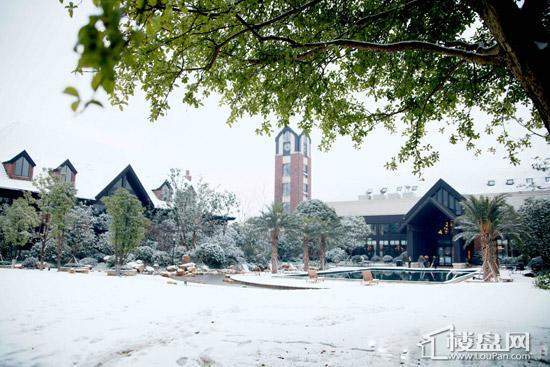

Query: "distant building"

xmin=0 ymin=149 xmax=181 ymax=211
xmin=274 ymin=127 xmax=311 ymax=212
xmin=327 ymin=178 xmax=550 ymax=265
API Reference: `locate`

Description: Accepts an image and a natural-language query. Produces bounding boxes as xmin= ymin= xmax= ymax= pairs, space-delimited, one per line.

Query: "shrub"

xmin=383 ymin=255 xmax=393 ymax=263
xmin=29 ymin=242 xmax=72 ymax=265
xmin=535 ymin=273 xmax=550 ymax=290
xmin=350 ymin=255 xmax=365 ymax=264
xmin=195 ymin=243 xmax=226 ymax=268
xmin=326 ymin=248 xmax=347 ymax=263
xmin=152 ymin=250 xmax=171 ymax=266
xmin=528 ymin=256 xmax=544 ymax=273
xmin=22 ymin=256 xmax=38 ymax=268
xmin=133 ymin=246 xmax=155 ymax=264
xmin=370 ymin=255 xmax=381 ymax=262
xmin=79 ymin=257 xmax=98 ymax=267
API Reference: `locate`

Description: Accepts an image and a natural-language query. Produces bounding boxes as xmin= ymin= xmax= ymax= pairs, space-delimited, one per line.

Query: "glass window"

xmin=303 ymin=183 xmax=308 ymax=193
xmin=282 ymin=183 xmax=291 ymax=196
xmin=303 ymin=164 xmax=308 ymax=176
xmin=303 ymin=138 xmax=308 ymax=157
xmin=59 ymin=165 xmax=72 ymax=183
xmin=283 ymin=131 xmax=291 ymax=142
xmin=14 ymin=157 xmax=30 ymax=177
xmin=526 ymin=177 xmax=534 ymax=184
xmin=282 ymin=202 xmax=291 ymax=212
xmin=282 ymin=163 xmax=291 ymax=176
xmin=545 ymin=177 xmax=550 ymax=183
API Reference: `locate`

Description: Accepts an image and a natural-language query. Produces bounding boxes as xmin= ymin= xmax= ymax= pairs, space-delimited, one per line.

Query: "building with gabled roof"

xmin=327 ymin=178 xmax=550 ymax=265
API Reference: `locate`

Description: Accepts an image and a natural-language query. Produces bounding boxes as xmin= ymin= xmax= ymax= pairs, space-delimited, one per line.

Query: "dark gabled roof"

xmin=274 ymin=126 xmax=299 ymax=141
xmin=153 ymin=179 xmax=171 ymax=192
xmin=95 ymin=164 xmax=153 ymax=208
xmin=2 ymin=150 xmax=36 ymax=167
xmin=55 ymin=159 xmax=78 ymax=174
xmin=399 ymin=178 xmax=464 ymax=231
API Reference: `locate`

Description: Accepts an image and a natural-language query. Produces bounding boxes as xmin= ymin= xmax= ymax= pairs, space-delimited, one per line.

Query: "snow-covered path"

xmin=0 ymin=269 xmax=548 ymax=366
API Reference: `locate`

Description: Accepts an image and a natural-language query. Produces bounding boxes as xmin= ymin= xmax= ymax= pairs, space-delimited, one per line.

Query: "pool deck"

xmin=230 ymin=273 xmax=329 ymax=289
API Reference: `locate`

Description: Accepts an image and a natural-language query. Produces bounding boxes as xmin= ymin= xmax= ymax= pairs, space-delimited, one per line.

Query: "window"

xmin=545 ymin=177 xmax=550 ymax=183
xmin=282 ymin=163 xmax=291 ymax=176
xmin=303 ymin=138 xmax=308 ymax=157
xmin=526 ymin=177 xmax=534 ymax=184
xmin=303 ymin=183 xmax=308 ymax=193
xmin=59 ymin=165 xmax=72 ymax=183
xmin=14 ymin=157 xmax=30 ymax=177
xmin=487 ymin=180 xmax=496 ymax=186
xmin=303 ymin=164 xmax=308 ymax=176
xmin=283 ymin=142 xmax=291 ymax=155
xmin=282 ymin=202 xmax=291 ymax=213
xmin=282 ymin=183 xmax=291 ymax=196
xmin=283 ymin=131 xmax=291 ymax=142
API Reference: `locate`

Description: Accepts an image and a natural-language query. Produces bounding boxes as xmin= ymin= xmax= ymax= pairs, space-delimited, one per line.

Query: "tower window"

xmin=303 ymin=183 xmax=308 ymax=193
xmin=14 ymin=157 xmax=31 ymax=177
xmin=303 ymin=164 xmax=308 ymax=176
xmin=282 ymin=183 xmax=291 ymax=196
xmin=282 ymin=202 xmax=291 ymax=213
xmin=303 ymin=138 xmax=308 ymax=157
xmin=282 ymin=163 xmax=291 ymax=176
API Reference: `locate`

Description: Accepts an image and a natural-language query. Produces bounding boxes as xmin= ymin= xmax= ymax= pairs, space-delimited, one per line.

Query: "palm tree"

xmin=254 ymin=203 xmax=299 ymax=274
xmin=453 ymin=194 xmax=521 ymax=282
xmin=296 ymin=200 xmax=340 ymax=270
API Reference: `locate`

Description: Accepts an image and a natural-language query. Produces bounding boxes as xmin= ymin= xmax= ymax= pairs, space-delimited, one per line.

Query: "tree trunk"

xmin=302 ymin=236 xmax=310 ymax=271
xmin=40 ymin=241 xmax=46 ymax=270
xmin=474 ymin=0 xmax=550 ymax=134
xmin=270 ymin=230 xmax=278 ymax=274
xmin=192 ymin=230 xmax=197 ymax=249
xmin=56 ymin=235 xmax=63 ymax=270
xmin=319 ymin=235 xmax=326 ymax=270
xmin=480 ymin=234 xmax=499 ymax=281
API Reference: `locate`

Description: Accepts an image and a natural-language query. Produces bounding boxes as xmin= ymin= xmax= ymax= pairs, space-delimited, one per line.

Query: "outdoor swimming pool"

xmin=291 ymin=267 xmax=478 ymax=283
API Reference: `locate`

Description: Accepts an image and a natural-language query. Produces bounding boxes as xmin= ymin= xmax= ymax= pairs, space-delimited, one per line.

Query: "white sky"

xmin=0 ymin=1 xmax=548 ymax=218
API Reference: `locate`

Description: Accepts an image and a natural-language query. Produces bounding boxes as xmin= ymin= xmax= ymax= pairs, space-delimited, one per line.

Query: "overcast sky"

xmin=0 ymin=1 xmax=548 ymax=217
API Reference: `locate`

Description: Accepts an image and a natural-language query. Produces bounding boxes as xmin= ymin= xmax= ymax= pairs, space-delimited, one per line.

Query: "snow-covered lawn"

xmin=0 ymin=269 xmax=548 ymax=366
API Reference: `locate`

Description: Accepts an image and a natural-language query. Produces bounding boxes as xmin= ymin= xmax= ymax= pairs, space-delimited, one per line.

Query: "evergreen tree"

xmin=34 ymin=171 xmax=76 ymax=269
xmin=103 ymin=188 xmax=146 ymax=275
xmin=0 ymin=194 xmax=39 ymax=260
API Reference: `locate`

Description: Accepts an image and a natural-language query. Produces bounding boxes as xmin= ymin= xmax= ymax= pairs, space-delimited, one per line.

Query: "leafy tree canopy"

xmin=103 ymin=188 xmax=147 ymax=265
xmin=63 ymin=0 xmax=549 ymax=174
xmin=517 ymin=198 xmax=550 ymax=268
xmin=0 ymin=194 xmax=39 ymax=253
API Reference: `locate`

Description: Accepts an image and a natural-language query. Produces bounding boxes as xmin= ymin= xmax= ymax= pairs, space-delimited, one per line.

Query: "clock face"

xmin=283 ymin=142 xmax=291 ymax=154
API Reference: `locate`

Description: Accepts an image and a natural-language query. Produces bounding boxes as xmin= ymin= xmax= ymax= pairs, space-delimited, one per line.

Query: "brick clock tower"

xmin=274 ymin=127 xmax=312 ymax=212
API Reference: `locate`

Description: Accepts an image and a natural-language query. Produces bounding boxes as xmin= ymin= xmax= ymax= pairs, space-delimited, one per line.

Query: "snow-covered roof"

xmin=328 ymin=179 xmax=550 ymax=217
xmin=0 ymin=149 xmax=170 ymax=209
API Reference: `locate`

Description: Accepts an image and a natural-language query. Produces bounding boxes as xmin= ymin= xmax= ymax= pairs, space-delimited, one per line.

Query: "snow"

xmin=0 ymin=269 xmax=549 ymax=366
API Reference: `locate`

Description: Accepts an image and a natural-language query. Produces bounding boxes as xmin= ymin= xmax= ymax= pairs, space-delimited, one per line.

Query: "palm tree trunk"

xmin=319 ymin=235 xmax=326 ymax=270
xmin=270 ymin=229 xmax=278 ymax=274
xmin=481 ymin=235 xmax=499 ymax=281
xmin=303 ymin=236 xmax=309 ymax=271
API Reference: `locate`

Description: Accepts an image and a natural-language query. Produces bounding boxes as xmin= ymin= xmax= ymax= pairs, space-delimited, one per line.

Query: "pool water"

xmin=292 ymin=267 xmax=477 ymax=283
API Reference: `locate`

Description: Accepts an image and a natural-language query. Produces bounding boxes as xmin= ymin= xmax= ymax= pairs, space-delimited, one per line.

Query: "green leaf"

xmin=70 ymin=100 xmax=80 ymax=112
xmin=84 ymin=99 xmax=104 ymax=108
xmin=63 ymin=86 xmax=79 ymax=98
xmin=91 ymin=73 xmax=102 ymax=91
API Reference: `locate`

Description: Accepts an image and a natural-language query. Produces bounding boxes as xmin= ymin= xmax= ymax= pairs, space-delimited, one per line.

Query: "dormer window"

xmin=14 ymin=157 xmax=31 ymax=178
xmin=3 ymin=150 xmax=36 ymax=180
xmin=59 ymin=165 xmax=72 ymax=183
xmin=54 ymin=160 xmax=77 ymax=186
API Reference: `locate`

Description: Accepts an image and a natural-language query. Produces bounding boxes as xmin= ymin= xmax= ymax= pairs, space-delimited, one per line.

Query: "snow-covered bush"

xmin=152 ymin=250 xmax=171 ymax=266
xmin=79 ymin=257 xmax=98 ymax=267
xmin=383 ymin=255 xmax=393 ymax=263
xmin=370 ymin=255 xmax=381 ymax=262
xmin=535 ymin=273 xmax=550 ymax=290
xmin=326 ymin=248 xmax=347 ymax=263
xmin=195 ymin=243 xmax=226 ymax=268
xmin=133 ymin=246 xmax=155 ymax=264
xmin=22 ymin=256 xmax=38 ymax=268
xmin=29 ymin=241 xmax=71 ymax=264
xmin=351 ymin=255 xmax=365 ymax=263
